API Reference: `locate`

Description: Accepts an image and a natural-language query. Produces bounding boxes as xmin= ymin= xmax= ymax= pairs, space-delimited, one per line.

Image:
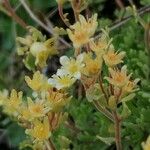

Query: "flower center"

xmin=32 ymin=105 xmax=43 ymax=113
xmin=58 ymin=77 xmax=72 ymax=86
xmin=69 ymin=64 xmax=78 ymax=74
xmin=115 ymin=73 xmax=124 ymax=83
xmin=108 ymin=53 xmax=116 ymax=60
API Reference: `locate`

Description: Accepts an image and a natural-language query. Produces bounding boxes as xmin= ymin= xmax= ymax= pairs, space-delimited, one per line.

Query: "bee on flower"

xmin=30 ymin=38 xmax=58 ymax=67
xmin=103 ymin=49 xmax=126 ymax=67
xmin=17 ymin=27 xmax=58 ymax=69
xmin=105 ymin=65 xmax=131 ymax=88
xmin=67 ymin=14 xmax=98 ymax=48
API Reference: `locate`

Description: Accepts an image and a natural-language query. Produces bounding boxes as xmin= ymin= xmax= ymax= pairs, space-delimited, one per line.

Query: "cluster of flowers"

xmin=0 ymin=4 xmax=144 ymax=149
xmin=0 ymin=71 xmax=69 ymax=149
xmin=48 ymin=14 xmax=139 ymax=106
xmin=16 ymin=26 xmax=58 ymax=69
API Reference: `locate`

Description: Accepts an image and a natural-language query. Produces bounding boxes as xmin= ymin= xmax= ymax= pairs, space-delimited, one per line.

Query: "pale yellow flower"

xmin=3 ymin=89 xmax=22 ymax=116
xmin=48 ymin=74 xmax=76 ymax=90
xmin=17 ymin=26 xmax=58 ymax=68
xmin=18 ymin=103 xmax=31 ymax=121
xmin=30 ymin=38 xmax=58 ymax=67
xmin=46 ymin=89 xmax=69 ymax=112
xmin=89 ymin=32 xmax=109 ymax=56
xmin=122 ymin=78 xmax=140 ymax=94
xmin=105 ymin=66 xmax=131 ymax=87
xmin=142 ymin=136 xmax=150 ymax=150
xmin=67 ymin=14 xmax=98 ymax=48
xmin=26 ymin=117 xmax=50 ymax=141
xmin=57 ymin=54 xmax=84 ymax=79
xmin=103 ymin=49 xmax=126 ymax=67
xmin=82 ymin=52 xmax=102 ymax=76
xmin=16 ymin=35 xmax=33 ymax=55
xmin=27 ymin=97 xmax=50 ymax=118
xmin=25 ymin=71 xmax=50 ymax=91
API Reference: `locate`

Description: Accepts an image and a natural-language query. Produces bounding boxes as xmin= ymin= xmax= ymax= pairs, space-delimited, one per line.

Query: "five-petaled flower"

xmin=122 ymin=78 xmax=140 ymax=94
xmin=46 ymin=89 xmax=69 ymax=112
xmin=25 ymin=71 xmax=50 ymax=91
xmin=48 ymin=74 xmax=76 ymax=90
xmin=27 ymin=97 xmax=50 ymax=119
xmin=3 ymin=89 xmax=22 ymax=116
xmin=57 ymin=54 xmax=84 ymax=79
xmin=89 ymin=33 xmax=109 ymax=57
xmin=105 ymin=66 xmax=131 ymax=87
xmin=82 ymin=52 xmax=103 ymax=76
xmin=103 ymin=49 xmax=126 ymax=67
xmin=26 ymin=117 xmax=50 ymax=141
xmin=67 ymin=14 xmax=98 ymax=48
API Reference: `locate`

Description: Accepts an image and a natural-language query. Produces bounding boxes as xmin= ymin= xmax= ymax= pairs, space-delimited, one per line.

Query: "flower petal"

xmin=60 ymin=55 xmax=70 ymax=66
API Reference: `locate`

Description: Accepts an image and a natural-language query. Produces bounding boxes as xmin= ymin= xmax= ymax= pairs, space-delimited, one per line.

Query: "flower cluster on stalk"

xmin=0 ymin=0 xmax=140 ymax=149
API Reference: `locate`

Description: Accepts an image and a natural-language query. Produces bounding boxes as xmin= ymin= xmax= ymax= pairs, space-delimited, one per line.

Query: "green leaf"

xmin=108 ymin=96 xmax=116 ymax=110
xmin=7 ymin=123 xmax=26 ymax=147
xmin=58 ymin=136 xmax=71 ymax=149
xmin=121 ymin=102 xmax=131 ymax=119
xmin=121 ymin=93 xmax=136 ymax=103
xmin=96 ymin=135 xmax=115 ymax=146
xmin=86 ymin=83 xmax=106 ymax=106
xmin=23 ymin=53 xmax=36 ymax=71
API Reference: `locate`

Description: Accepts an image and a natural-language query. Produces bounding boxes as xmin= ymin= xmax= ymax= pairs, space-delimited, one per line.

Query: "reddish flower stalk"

xmin=113 ymin=111 xmax=122 ymax=150
xmin=2 ymin=0 xmax=27 ymax=28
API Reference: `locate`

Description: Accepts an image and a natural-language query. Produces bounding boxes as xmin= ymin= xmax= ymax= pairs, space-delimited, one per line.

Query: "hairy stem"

xmin=45 ymin=139 xmax=56 ymax=150
xmin=113 ymin=111 xmax=122 ymax=150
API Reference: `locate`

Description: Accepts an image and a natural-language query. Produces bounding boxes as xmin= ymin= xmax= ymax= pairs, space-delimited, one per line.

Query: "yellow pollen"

xmin=69 ymin=64 xmax=78 ymax=74
xmin=32 ymin=105 xmax=43 ymax=113
xmin=58 ymin=77 xmax=71 ymax=85
xmin=74 ymin=32 xmax=87 ymax=42
xmin=108 ymin=53 xmax=116 ymax=60
xmin=115 ymin=73 xmax=124 ymax=82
